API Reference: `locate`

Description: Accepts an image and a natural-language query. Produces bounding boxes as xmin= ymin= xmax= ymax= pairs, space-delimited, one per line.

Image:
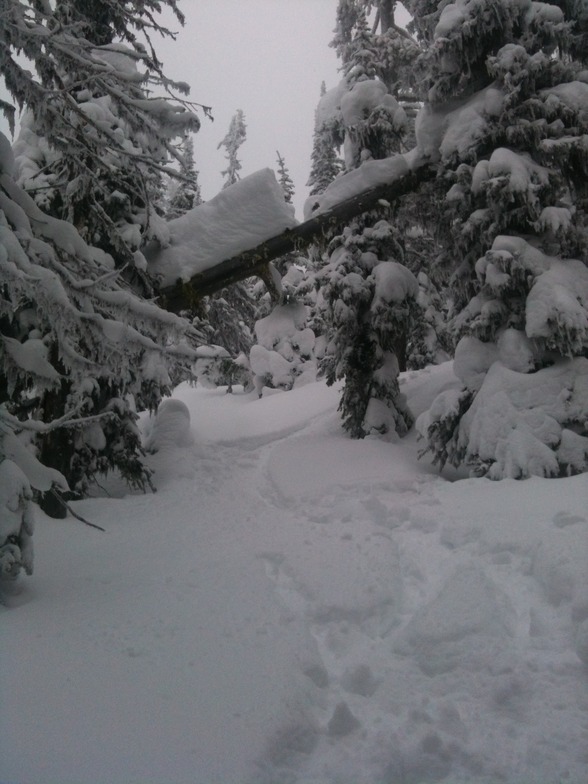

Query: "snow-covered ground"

xmin=2 ymin=364 xmax=587 ymax=784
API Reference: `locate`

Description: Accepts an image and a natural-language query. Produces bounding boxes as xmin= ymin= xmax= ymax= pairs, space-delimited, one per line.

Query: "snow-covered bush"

xmin=192 ymin=346 xmax=252 ymax=392
xmin=250 ymin=302 xmax=317 ymax=396
xmin=418 ymin=357 xmax=588 ymax=478
xmin=0 ymin=415 xmax=69 ymax=581
xmin=411 ymin=0 xmax=588 ymax=478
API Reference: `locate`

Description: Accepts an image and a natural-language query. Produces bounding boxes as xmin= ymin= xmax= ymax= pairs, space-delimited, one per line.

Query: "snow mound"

xmin=143 ymin=399 xmax=194 ymax=452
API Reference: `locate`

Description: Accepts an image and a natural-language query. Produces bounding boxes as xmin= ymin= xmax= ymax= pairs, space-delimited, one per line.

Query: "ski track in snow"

xmin=2 ymin=367 xmax=587 ymax=784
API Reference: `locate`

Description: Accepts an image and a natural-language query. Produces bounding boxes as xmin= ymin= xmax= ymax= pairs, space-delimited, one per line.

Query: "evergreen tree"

xmin=307 ymin=125 xmax=344 ymax=198
xmin=167 ymin=135 xmax=202 ymax=219
xmin=0 ymin=133 xmax=195 ymax=574
xmin=342 ymin=6 xmax=381 ymax=83
xmin=317 ymin=2 xmax=421 ymax=439
xmin=218 ymin=109 xmax=247 ymax=189
xmin=1 ymin=0 xmax=203 ymax=515
xmin=203 ymin=285 xmax=257 ymax=358
xmin=411 ymin=0 xmax=588 ymax=478
xmin=195 ymin=110 xmax=255 ymax=373
xmin=275 ymin=150 xmax=295 ymax=204
xmin=307 ymin=82 xmax=344 ymax=198
xmin=331 ymin=0 xmax=363 ymax=62
xmin=6 ymin=0 xmax=203 ymax=269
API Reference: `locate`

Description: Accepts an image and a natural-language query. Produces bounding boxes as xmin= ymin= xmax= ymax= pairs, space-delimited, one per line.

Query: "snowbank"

xmin=145 ymin=168 xmax=298 ymax=287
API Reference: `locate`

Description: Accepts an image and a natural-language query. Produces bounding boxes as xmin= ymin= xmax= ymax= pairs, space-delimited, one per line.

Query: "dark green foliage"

xmin=413 ymin=0 xmax=588 ymax=478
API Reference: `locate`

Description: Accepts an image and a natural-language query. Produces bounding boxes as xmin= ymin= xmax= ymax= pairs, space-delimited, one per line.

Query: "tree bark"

xmin=157 ymin=161 xmax=435 ymax=313
xmin=379 ymin=0 xmax=395 ymax=33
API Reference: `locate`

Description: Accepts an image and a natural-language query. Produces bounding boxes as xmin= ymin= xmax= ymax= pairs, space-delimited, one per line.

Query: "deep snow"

xmin=2 ymin=364 xmax=587 ymax=784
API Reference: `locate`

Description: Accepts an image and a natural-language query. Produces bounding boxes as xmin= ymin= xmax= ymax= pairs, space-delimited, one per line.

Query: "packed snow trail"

xmin=2 ymin=366 xmax=587 ymax=784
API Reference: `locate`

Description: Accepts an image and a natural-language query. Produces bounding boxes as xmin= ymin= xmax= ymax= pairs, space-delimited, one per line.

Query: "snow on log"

xmin=155 ymin=155 xmax=435 ymax=313
xmin=145 ymin=168 xmax=298 ymax=288
xmin=303 ymin=152 xmax=411 ymax=219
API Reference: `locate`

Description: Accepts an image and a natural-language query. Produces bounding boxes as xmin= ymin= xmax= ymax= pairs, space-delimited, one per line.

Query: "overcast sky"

xmin=157 ymin=1 xmax=341 ymax=217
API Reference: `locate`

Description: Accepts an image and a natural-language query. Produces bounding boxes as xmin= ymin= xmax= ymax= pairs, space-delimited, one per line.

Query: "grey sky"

xmin=157 ymin=1 xmax=341 ymax=217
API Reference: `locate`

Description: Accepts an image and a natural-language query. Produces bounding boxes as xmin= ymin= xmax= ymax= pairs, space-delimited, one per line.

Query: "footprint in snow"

xmin=553 ymin=511 xmax=587 ymax=528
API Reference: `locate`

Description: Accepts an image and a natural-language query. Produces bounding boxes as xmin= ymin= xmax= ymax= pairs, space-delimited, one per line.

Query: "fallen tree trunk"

xmin=156 ymin=161 xmax=436 ymax=313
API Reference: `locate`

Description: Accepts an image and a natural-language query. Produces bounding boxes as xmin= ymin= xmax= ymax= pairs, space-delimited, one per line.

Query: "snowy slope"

xmin=2 ymin=364 xmax=587 ymax=784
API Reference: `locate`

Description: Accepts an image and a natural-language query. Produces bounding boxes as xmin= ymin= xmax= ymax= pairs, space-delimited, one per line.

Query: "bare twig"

xmin=49 ymin=488 xmax=106 ymax=532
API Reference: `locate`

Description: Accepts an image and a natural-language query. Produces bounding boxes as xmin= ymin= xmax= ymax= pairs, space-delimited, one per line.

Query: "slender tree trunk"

xmin=379 ymin=0 xmax=395 ymax=33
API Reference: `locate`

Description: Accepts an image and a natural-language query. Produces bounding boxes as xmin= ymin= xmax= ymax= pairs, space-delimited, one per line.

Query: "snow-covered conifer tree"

xmin=308 ymin=134 xmax=344 ymax=198
xmin=1 ymin=0 xmax=203 ymax=514
xmin=191 ymin=110 xmax=257 ymax=375
xmin=7 ymin=1 xmax=202 ymax=273
xmin=307 ymin=82 xmax=344 ymax=199
xmin=167 ymin=135 xmax=203 ymax=219
xmin=0 ymin=130 xmax=195 ymax=570
xmin=330 ymin=0 xmax=363 ymax=62
xmin=275 ymin=151 xmax=295 ymax=204
xmin=218 ymin=109 xmax=247 ymax=189
xmin=411 ymin=0 xmax=588 ymax=478
xmin=315 ymin=2 xmax=421 ymax=438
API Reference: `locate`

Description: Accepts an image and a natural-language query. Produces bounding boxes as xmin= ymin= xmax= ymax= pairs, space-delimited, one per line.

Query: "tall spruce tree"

xmin=317 ymin=2 xmax=422 ymax=438
xmin=1 ymin=0 xmax=203 ymax=516
xmin=307 ymin=82 xmax=344 ymax=199
xmin=199 ymin=110 xmax=255 ymax=366
xmin=275 ymin=151 xmax=295 ymax=204
xmin=218 ymin=109 xmax=247 ymax=189
xmin=410 ymin=0 xmax=588 ymax=478
xmin=167 ymin=135 xmax=202 ymax=219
